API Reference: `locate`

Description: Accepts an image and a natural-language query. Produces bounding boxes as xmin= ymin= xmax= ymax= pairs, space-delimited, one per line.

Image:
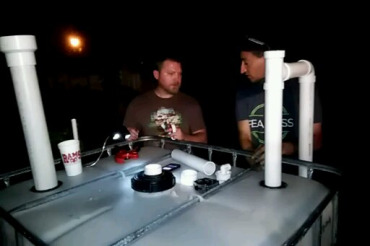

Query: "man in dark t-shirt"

xmin=124 ymin=55 xmax=207 ymax=143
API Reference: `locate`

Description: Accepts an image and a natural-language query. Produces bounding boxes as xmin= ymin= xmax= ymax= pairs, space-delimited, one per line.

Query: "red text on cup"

xmin=62 ymin=151 xmax=81 ymax=164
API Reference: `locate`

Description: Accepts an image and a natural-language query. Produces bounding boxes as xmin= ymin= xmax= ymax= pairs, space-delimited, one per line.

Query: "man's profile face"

xmin=240 ymin=51 xmax=265 ymax=82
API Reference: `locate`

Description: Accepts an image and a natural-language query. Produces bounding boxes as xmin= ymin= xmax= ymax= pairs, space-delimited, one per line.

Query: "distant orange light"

xmin=69 ymin=36 xmax=80 ymax=47
xmin=67 ymin=34 xmax=83 ymax=52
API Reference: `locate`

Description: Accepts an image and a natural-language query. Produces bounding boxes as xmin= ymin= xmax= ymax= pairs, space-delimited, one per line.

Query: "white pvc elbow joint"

xmin=216 ymin=164 xmax=232 ymax=183
xmin=283 ymin=60 xmax=314 ymax=82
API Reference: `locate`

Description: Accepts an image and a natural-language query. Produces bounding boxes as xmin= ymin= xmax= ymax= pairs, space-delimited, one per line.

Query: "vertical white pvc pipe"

xmin=71 ymin=118 xmax=79 ymax=140
xmin=263 ymin=50 xmax=285 ymax=187
xmin=283 ymin=60 xmax=315 ymax=178
xmin=0 ymin=35 xmax=58 ymax=191
xmin=298 ymin=66 xmax=315 ymax=177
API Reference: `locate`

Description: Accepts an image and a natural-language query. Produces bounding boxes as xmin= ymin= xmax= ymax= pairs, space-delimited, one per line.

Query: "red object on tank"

xmin=115 ymin=149 xmax=139 ymax=164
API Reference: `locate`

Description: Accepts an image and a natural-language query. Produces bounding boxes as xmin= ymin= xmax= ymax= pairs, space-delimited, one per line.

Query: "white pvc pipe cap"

xmin=181 ymin=169 xmax=198 ymax=186
xmin=144 ymin=164 xmax=162 ymax=176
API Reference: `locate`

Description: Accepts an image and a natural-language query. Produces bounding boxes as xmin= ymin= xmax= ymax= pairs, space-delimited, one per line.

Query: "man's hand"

xmin=247 ymin=142 xmax=296 ymax=170
xmin=170 ymin=126 xmax=185 ymax=141
xmin=247 ymin=145 xmax=265 ymax=170
xmin=127 ymin=127 xmax=139 ymax=141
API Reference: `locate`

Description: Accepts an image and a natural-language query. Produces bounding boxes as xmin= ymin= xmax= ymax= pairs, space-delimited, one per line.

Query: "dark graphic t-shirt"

xmin=235 ymin=79 xmax=321 ymax=149
xmin=124 ymin=91 xmax=205 ymax=139
xmin=150 ymin=107 xmax=182 ymax=138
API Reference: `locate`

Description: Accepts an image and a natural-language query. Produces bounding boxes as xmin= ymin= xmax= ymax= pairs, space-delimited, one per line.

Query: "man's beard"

xmin=165 ymin=85 xmax=180 ymax=95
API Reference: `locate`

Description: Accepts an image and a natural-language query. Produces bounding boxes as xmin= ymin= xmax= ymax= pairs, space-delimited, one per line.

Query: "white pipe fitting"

xmin=283 ymin=60 xmax=313 ymax=81
xmin=144 ymin=164 xmax=162 ymax=176
xmin=216 ymin=164 xmax=231 ymax=183
xmin=181 ymin=169 xmax=198 ymax=186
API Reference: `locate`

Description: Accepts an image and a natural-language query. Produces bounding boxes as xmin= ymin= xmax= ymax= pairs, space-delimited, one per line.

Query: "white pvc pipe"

xmin=263 ymin=51 xmax=285 ymax=187
xmin=283 ymin=60 xmax=315 ymax=177
xmin=171 ymin=149 xmax=216 ymax=176
xmin=71 ymin=118 xmax=79 ymax=140
xmin=282 ymin=60 xmax=313 ymax=81
xmin=0 ymin=35 xmax=58 ymax=191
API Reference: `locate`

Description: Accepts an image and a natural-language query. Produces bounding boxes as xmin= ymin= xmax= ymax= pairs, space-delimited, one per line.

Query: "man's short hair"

xmin=154 ymin=53 xmax=183 ymax=71
xmin=239 ymin=35 xmax=270 ymax=52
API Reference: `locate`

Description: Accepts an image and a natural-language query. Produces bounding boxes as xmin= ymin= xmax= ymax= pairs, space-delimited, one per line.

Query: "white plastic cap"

xmin=216 ymin=164 xmax=232 ymax=183
xmin=144 ymin=164 xmax=162 ymax=176
xmin=220 ymin=164 xmax=231 ymax=173
xmin=181 ymin=169 xmax=198 ymax=186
